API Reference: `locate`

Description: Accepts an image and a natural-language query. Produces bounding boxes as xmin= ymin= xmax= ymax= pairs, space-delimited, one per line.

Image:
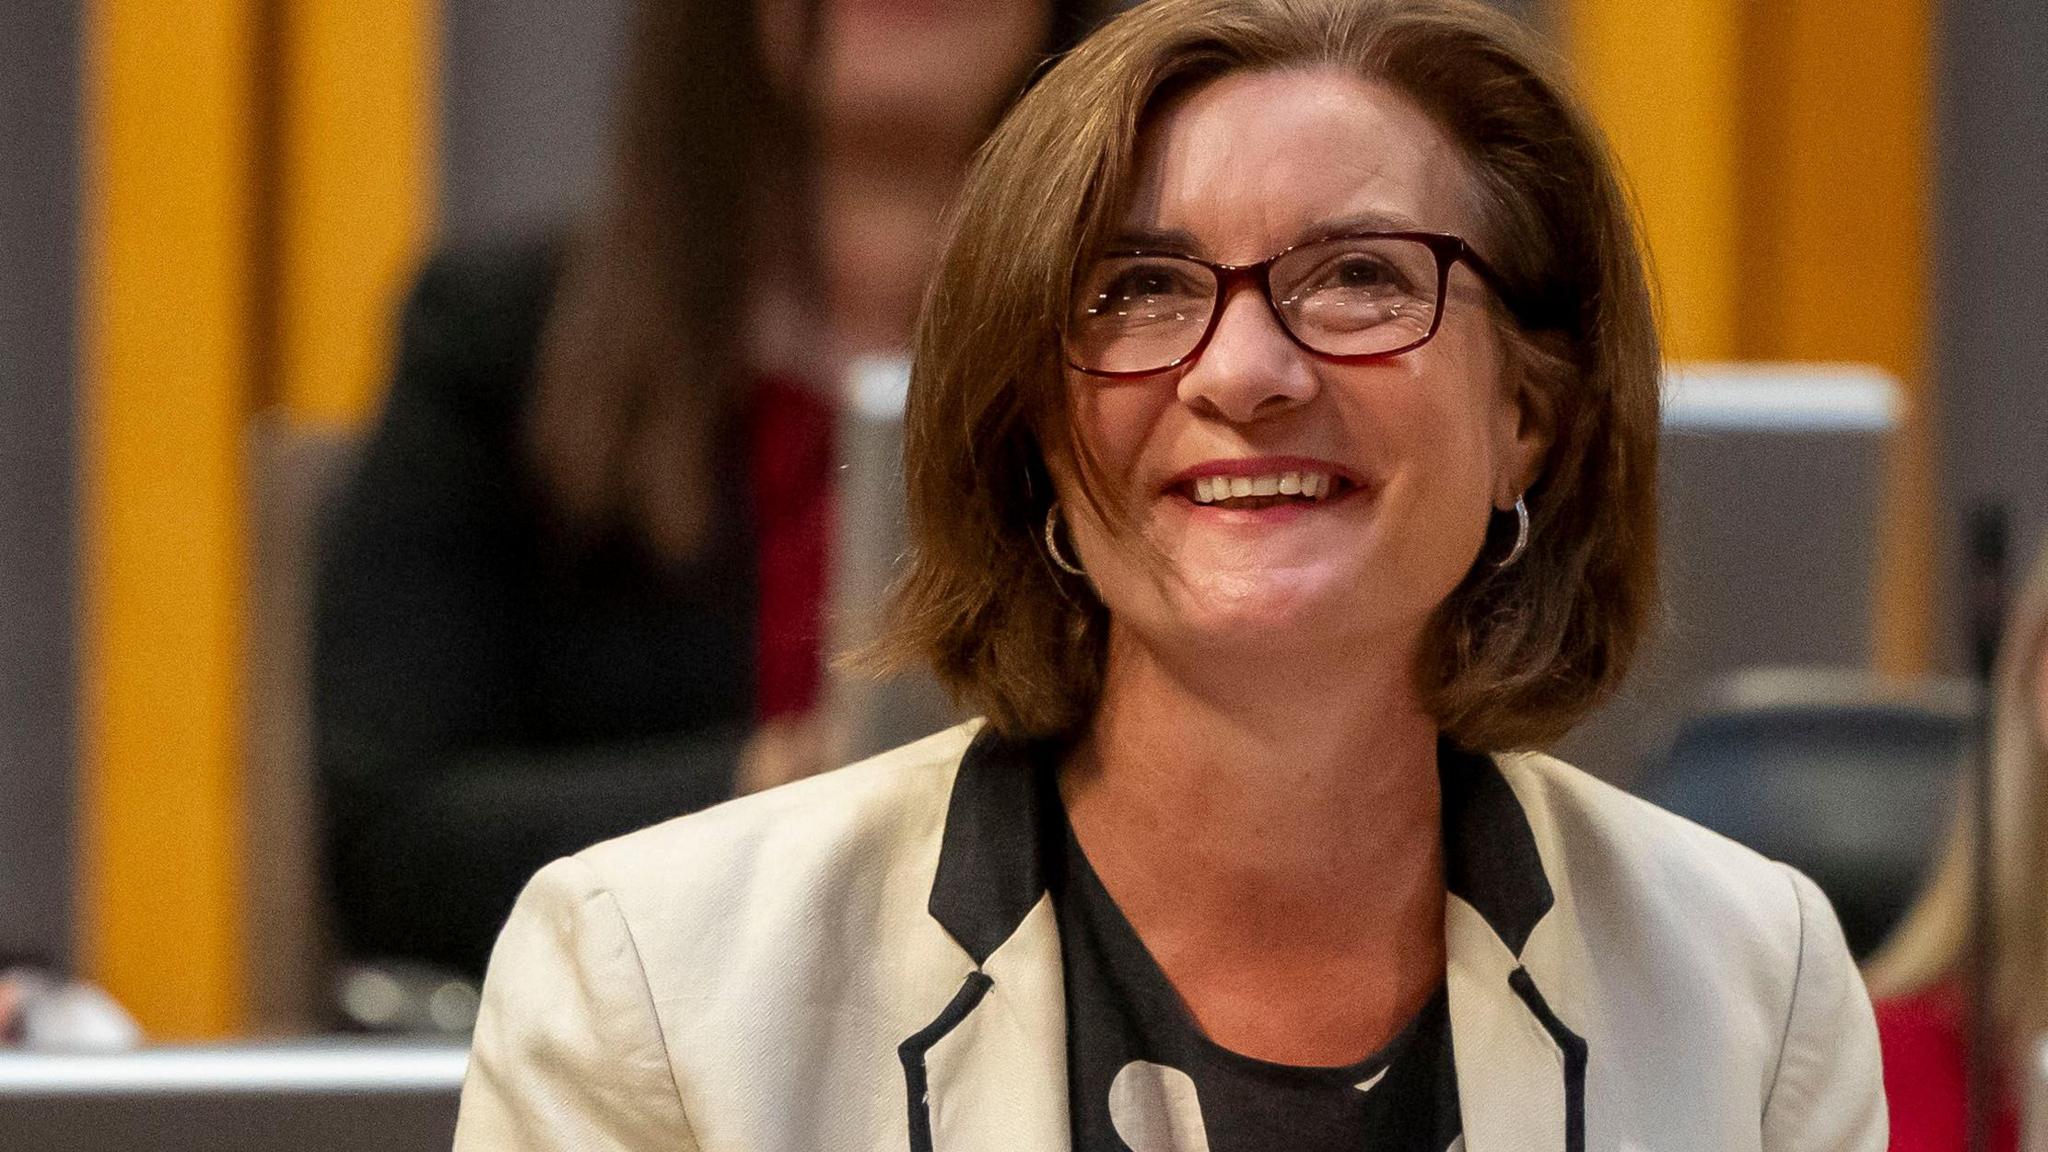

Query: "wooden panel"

xmin=79 ymin=0 xmax=256 ymax=1038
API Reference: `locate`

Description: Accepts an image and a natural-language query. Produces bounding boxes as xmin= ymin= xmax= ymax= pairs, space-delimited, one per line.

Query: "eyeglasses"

xmin=1063 ymin=230 xmax=1510 ymax=378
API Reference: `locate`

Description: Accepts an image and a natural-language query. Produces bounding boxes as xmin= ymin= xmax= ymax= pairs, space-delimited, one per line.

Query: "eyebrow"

xmin=1103 ymin=208 xmax=1435 ymax=256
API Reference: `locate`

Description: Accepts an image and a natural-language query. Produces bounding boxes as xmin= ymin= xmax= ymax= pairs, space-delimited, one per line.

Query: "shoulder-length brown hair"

xmin=879 ymin=0 xmax=1662 ymax=749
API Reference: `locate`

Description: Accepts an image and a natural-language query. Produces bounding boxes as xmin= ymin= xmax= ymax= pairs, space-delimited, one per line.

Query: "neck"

xmin=1060 ymin=625 xmax=1447 ymax=1062
xmin=1067 ymin=628 xmax=1442 ymax=893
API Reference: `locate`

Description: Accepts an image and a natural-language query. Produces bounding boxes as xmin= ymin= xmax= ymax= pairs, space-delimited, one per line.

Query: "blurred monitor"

xmin=1555 ymin=362 xmax=1902 ymax=783
xmin=826 ymin=356 xmax=961 ymax=761
xmin=0 ymin=1041 xmax=466 ymax=1152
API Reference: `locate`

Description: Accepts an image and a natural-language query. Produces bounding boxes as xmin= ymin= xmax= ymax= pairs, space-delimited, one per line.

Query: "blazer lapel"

xmin=904 ymin=729 xmax=1073 ymax=1152
xmin=1447 ymin=895 xmax=1570 ymax=1152
xmin=921 ymin=896 xmax=1071 ymax=1152
xmin=1442 ymin=747 xmax=1587 ymax=1152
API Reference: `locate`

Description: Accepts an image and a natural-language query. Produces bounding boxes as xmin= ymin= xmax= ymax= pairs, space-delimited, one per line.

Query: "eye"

xmin=1118 ymin=266 xmax=1184 ymax=298
xmin=1076 ymin=257 xmax=1209 ymax=319
xmin=1313 ymin=253 xmax=1407 ymax=294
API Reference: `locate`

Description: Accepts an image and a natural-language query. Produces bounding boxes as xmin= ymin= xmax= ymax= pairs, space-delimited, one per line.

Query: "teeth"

xmin=1189 ymin=471 xmax=1338 ymax=505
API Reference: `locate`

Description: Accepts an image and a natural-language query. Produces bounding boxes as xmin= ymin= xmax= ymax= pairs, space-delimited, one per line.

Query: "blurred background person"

xmin=315 ymin=0 xmax=1094 ymax=984
xmin=1864 ymin=536 xmax=2048 ymax=1152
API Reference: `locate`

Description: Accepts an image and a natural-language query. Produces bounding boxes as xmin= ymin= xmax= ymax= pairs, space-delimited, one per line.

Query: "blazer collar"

xmin=927 ymin=728 xmax=1557 ymax=963
xmin=926 ymin=727 xmax=1055 ymax=965
xmin=911 ymin=728 xmax=1585 ymax=1152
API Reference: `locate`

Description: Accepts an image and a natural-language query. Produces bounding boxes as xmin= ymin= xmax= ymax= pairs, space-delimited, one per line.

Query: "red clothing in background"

xmin=749 ymin=373 xmax=835 ymax=721
xmin=1876 ymin=983 xmax=2018 ymax=1152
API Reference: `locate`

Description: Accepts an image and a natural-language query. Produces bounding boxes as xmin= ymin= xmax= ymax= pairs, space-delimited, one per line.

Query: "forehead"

xmin=1119 ymin=66 xmax=1476 ymax=257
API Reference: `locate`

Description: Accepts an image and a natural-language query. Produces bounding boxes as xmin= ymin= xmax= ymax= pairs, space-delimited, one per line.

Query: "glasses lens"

xmin=1065 ymin=254 xmax=1217 ymax=375
xmin=1270 ymin=236 xmax=1441 ymax=357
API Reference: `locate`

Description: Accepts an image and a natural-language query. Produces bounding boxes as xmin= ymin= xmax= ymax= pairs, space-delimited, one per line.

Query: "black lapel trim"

xmin=1510 ymin=966 xmax=1589 ymax=1152
xmin=899 ymin=971 xmax=995 ymax=1152
xmin=927 ymin=727 xmax=1054 ymax=965
xmin=1441 ymin=741 xmax=1554 ymax=957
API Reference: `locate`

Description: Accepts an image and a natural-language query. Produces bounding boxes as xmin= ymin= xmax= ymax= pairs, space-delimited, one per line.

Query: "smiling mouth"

xmin=1183 ymin=470 xmax=1352 ymax=510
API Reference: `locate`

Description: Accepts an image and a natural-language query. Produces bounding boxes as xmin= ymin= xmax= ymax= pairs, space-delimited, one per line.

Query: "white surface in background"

xmin=1663 ymin=363 xmax=1900 ymax=432
xmin=0 ymin=1043 xmax=469 ymax=1094
xmin=847 ymin=357 xmax=1903 ymax=432
xmin=847 ymin=355 xmax=913 ymax=421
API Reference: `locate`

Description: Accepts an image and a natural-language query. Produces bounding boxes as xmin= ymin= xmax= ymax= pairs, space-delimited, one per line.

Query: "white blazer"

xmin=455 ymin=722 xmax=1886 ymax=1151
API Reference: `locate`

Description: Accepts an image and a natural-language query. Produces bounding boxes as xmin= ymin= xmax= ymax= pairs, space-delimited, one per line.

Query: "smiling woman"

xmin=454 ymin=3 xmax=1887 ymax=1150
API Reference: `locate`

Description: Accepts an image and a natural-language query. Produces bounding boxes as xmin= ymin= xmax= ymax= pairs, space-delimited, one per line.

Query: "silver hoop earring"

xmin=1496 ymin=495 xmax=1531 ymax=570
xmin=1044 ymin=504 xmax=1087 ymax=578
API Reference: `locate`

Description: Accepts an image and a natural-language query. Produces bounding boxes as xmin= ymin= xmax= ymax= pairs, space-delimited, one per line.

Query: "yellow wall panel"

xmin=1569 ymin=0 xmax=1935 ymax=675
xmin=280 ymin=0 xmax=438 ymax=424
xmin=1739 ymin=0 xmax=1934 ymax=674
xmin=1564 ymin=0 xmax=1744 ymax=361
xmin=81 ymin=0 xmax=256 ymax=1038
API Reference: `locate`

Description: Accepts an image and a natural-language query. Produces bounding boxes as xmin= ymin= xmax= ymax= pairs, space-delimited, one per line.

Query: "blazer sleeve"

xmin=1760 ymin=864 xmax=1889 ymax=1151
xmin=456 ymin=856 xmax=700 ymax=1152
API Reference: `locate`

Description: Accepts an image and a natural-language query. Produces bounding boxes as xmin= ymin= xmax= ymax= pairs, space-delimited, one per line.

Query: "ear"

xmin=1491 ymin=352 xmax=1556 ymax=510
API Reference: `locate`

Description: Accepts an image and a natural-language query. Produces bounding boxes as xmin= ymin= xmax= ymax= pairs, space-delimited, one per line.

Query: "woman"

xmin=315 ymin=0 xmax=1082 ymax=980
xmin=456 ymin=1 xmax=1887 ymax=1148
xmin=1864 ymin=537 xmax=2048 ymax=1151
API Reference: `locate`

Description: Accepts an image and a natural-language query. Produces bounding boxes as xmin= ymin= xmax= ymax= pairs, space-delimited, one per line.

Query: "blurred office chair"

xmin=1632 ymin=666 xmax=1974 ymax=959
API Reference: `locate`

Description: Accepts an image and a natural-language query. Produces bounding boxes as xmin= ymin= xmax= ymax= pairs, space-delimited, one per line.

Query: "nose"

xmin=1174 ymin=281 xmax=1319 ymax=424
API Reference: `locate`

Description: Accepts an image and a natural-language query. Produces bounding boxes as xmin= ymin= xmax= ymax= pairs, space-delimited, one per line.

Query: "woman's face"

xmin=1058 ymin=67 xmax=1547 ymax=668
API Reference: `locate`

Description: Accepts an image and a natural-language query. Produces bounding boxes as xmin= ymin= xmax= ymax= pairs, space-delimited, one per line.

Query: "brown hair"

xmin=877 ymin=0 xmax=1662 ymax=748
xmin=527 ymin=0 xmax=816 ymax=566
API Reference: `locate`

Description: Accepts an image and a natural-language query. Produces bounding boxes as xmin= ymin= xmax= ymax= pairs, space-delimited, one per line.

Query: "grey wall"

xmin=440 ymin=0 xmax=628 ymax=241
xmin=0 ymin=0 xmax=80 ymax=969
xmin=1937 ymin=0 xmax=2048 ymax=638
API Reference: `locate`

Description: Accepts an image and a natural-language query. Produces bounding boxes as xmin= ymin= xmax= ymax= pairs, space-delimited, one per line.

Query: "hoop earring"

xmin=1044 ymin=504 xmax=1087 ymax=578
xmin=1496 ymin=495 xmax=1531 ymax=570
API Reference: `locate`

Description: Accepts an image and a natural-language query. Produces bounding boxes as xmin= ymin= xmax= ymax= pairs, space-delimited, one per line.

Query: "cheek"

xmin=1065 ymin=373 xmax=1175 ymax=483
xmin=1379 ymin=338 xmax=1503 ymax=505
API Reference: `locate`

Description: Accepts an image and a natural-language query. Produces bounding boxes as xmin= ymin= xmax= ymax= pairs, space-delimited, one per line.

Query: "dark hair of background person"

xmin=527 ymin=0 xmax=819 ymax=567
xmin=875 ymin=0 xmax=1662 ymax=750
xmin=531 ymin=0 xmax=1106 ymax=570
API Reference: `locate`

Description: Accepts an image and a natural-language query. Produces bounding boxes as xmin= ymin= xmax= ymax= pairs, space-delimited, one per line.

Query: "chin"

xmin=1163 ymin=571 xmax=1375 ymax=654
